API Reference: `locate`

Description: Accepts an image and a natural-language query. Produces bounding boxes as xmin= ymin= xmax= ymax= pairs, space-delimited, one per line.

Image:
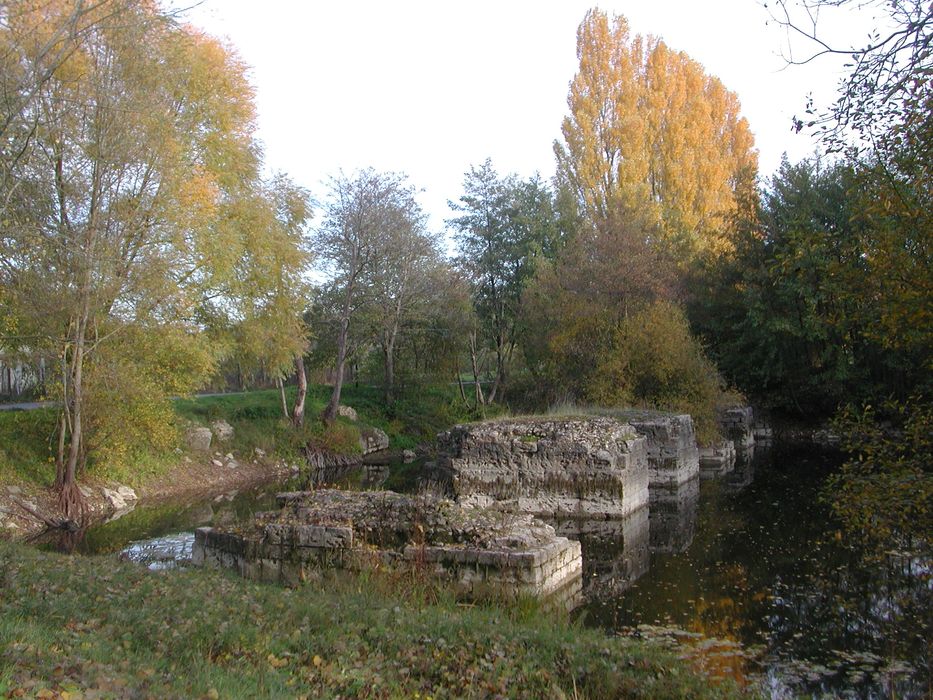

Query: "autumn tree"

xmin=448 ymin=161 xmax=560 ymax=404
xmin=0 ymin=0 xmax=128 ymax=217
xmin=521 ymin=203 xmax=685 ymax=404
xmin=364 ymin=199 xmax=445 ymax=403
xmin=771 ymin=0 xmax=931 ymax=359
xmin=314 ymin=169 xmax=423 ymax=424
xmin=0 ymin=0 xmax=311 ymax=516
xmin=766 ymin=0 xmax=932 ymax=559
xmin=212 ymin=173 xmax=314 ymax=426
xmin=555 ymin=9 xmax=758 ymax=261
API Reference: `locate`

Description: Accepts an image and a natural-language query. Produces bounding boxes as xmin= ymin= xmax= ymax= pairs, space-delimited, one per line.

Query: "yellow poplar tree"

xmin=556 ymin=9 xmax=758 ymax=260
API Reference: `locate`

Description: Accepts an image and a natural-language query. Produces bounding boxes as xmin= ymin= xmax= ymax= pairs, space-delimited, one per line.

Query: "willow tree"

xmin=0 ymin=1 xmax=310 ymax=516
xmin=556 ymin=9 xmax=758 ymax=260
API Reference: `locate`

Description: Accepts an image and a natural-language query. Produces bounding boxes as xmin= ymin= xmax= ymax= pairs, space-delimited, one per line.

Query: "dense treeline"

xmin=1 ymin=1 xmax=929 ymax=547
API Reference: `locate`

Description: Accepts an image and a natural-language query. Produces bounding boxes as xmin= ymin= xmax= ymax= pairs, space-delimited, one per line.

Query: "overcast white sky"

xmin=179 ymin=0 xmax=882 ymax=230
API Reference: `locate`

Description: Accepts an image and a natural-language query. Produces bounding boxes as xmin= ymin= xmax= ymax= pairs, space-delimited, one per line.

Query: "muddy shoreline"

xmin=0 ymin=454 xmax=298 ymax=541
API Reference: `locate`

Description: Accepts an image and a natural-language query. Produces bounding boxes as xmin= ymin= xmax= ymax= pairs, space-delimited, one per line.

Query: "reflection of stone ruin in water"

xmin=699 ymin=440 xmax=736 ymax=479
xmin=192 ymin=489 xmax=583 ymax=607
xmin=551 ymin=508 xmax=650 ymax=597
xmin=303 ymin=426 xmax=392 ymax=486
xmin=193 ymin=411 xmax=763 ymax=606
xmin=649 ymin=477 xmax=700 ymax=554
xmin=723 ymin=454 xmax=756 ymax=494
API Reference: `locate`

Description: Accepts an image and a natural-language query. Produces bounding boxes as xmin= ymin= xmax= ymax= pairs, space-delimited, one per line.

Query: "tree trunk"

xmin=469 ymin=329 xmax=485 ymax=407
xmin=382 ymin=326 xmax=398 ymax=404
xmin=277 ymin=376 xmax=290 ymax=420
xmin=456 ymin=357 xmax=468 ymax=405
xmin=59 ymin=311 xmax=87 ymax=520
xmin=487 ymin=324 xmax=511 ymax=405
xmin=55 ymin=408 xmax=67 ymax=488
xmin=322 ymin=317 xmax=350 ymax=424
xmin=292 ymin=355 xmax=307 ymax=427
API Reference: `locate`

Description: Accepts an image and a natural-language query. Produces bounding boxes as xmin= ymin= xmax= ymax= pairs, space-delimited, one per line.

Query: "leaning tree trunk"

xmin=456 ymin=357 xmax=468 ymax=405
xmin=468 ymin=329 xmax=485 ymax=407
xmin=292 ymin=355 xmax=307 ymax=427
xmin=322 ymin=316 xmax=350 ymax=425
xmin=277 ymin=377 xmax=290 ymax=420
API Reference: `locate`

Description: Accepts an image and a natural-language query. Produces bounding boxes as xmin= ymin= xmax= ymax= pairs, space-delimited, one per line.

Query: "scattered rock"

xmin=101 ymin=487 xmax=135 ymax=511
xmin=78 ymin=485 xmax=92 ymax=498
xmin=211 ymin=419 xmax=235 ymax=442
xmin=337 ymin=405 xmax=358 ymax=421
xmin=254 ymin=447 xmax=266 ymax=458
xmin=185 ymin=426 xmax=213 ymax=452
xmin=115 ymin=485 xmax=138 ymax=502
xmin=6 ymin=485 xmax=22 ymax=496
xmin=402 ymin=449 xmax=417 ymax=463
xmin=211 ymin=459 xmax=223 ymax=468
xmin=224 ymin=453 xmax=234 ymax=461
xmin=359 ymin=426 xmax=390 ymax=455
xmin=226 ymin=459 xmax=239 ymax=470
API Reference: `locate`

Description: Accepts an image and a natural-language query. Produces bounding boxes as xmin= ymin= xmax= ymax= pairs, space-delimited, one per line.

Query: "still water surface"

xmin=58 ymin=450 xmax=930 ymax=698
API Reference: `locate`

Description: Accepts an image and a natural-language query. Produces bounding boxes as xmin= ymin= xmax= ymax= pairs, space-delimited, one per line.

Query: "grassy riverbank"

xmin=0 ymin=384 xmax=491 ymax=490
xmin=0 ymin=542 xmax=749 ymax=699
xmin=0 ymin=383 xmax=493 ymax=538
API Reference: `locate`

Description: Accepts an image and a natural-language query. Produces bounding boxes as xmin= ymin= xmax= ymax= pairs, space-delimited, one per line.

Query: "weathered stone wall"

xmin=615 ymin=411 xmax=700 ymax=488
xmin=438 ymin=417 xmax=648 ymax=519
xmin=718 ymin=406 xmax=755 ymax=454
xmin=192 ymin=489 xmax=583 ymax=606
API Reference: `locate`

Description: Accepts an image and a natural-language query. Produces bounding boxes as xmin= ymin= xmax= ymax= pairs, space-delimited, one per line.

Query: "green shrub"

xmin=586 ymin=301 xmax=734 ymax=444
xmin=313 ymin=421 xmax=362 ymax=455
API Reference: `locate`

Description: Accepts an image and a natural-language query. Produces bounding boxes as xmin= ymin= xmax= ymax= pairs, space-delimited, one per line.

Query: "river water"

xmin=50 ymin=449 xmax=931 ymax=698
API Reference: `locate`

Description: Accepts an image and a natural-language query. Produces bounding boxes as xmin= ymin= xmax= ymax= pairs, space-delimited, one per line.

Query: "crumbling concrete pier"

xmin=437 ymin=417 xmax=649 ymax=519
xmin=193 ymin=489 xmax=582 ymax=606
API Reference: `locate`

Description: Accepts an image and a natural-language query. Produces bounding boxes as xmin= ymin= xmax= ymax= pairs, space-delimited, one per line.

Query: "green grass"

xmin=0 ymin=541 xmax=750 ymax=699
xmin=0 ymin=408 xmax=58 ymax=486
xmin=175 ymin=383 xmax=499 ymax=454
xmin=0 ymin=383 xmax=493 ymax=490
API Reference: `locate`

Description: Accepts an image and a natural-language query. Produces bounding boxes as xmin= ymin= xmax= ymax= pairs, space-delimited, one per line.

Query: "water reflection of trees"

xmin=767 ymin=547 xmax=932 ymax=680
